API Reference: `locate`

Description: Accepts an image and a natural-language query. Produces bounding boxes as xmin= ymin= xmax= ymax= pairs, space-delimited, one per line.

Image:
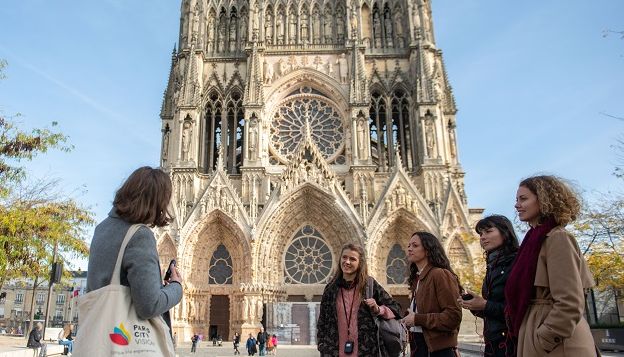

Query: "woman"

xmin=317 ymin=243 xmax=402 ymax=357
xmin=26 ymin=322 xmax=46 ymax=357
xmin=58 ymin=323 xmax=74 ymax=355
xmin=506 ymin=175 xmax=597 ymax=356
xmin=85 ymin=167 xmax=183 ymax=337
xmin=269 ymin=334 xmax=278 ymax=356
xmin=459 ymin=215 xmax=518 ymax=356
xmin=234 ymin=332 xmax=241 ymax=355
xmin=402 ymin=232 xmax=462 ymax=357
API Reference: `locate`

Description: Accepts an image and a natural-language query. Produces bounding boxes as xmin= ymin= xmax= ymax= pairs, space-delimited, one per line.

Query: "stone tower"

xmin=158 ymin=0 xmax=483 ymax=342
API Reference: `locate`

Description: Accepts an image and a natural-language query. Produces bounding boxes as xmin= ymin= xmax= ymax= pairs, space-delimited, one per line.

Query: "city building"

xmin=156 ymin=0 xmax=483 ymax=342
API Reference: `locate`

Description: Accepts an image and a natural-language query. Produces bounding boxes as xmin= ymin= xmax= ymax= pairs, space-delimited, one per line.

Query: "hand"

xmin=402 ymin=311 xmax=415 ymax=328
xmin=364 ymin=298 xmax=380 ymax=314
xmin=458 ymin=289 xmax=486 ymax=311
xmin=167 ymin=265 xmax=183 ymax=285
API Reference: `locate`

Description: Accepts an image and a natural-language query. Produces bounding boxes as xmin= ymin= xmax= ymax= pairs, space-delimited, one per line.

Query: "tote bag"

xmin=366 ymin=277 xmax=408 ymax=357
xmin=73 ymin=224 xmax=175 ymax=357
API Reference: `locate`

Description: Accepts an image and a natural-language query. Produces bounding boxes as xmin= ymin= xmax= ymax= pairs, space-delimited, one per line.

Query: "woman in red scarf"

xmin=505 ymin=175 xmax=597 ymax=356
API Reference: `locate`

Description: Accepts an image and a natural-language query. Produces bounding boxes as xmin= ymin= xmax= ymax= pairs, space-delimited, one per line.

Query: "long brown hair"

xmin=330 ymin=243 xmax=368 ymax=295
xmin=113 ymin=167 xmax=172 ymax=227
xmin=407 ymin=231 xmax=462 ymax=292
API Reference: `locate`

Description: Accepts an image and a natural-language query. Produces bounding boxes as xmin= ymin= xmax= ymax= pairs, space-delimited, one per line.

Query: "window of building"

xmin=208 ymin=244 xmax=233 ymax=285
xmin=284 ymin=225 xmax=333 ymax=284
xmin=15 ymin=293 xmax=24 ymax=304
xmin=36 ymin=293 xmax=45 ymax=305
xmin=56 ymin=294 xmax=65 ymax=305
xmin=386 ymin=243 xmax=408 ymax=284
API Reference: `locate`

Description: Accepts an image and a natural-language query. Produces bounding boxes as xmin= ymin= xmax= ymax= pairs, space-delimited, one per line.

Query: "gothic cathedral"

xmin=157 ymin=0 xmax=483 ymax=343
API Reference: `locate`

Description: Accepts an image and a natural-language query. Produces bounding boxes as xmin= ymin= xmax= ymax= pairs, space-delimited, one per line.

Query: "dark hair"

xmin=475 ymin=214 xmax=519 ymax=258
xmin=407 ymin=231 xmax=461 ymax=291
xmin=330 ymin=243 xmax=368 ymax=296
xmin=519 ymin=175 xmax=580 ymax=226
xmin=113 ymin=166 xmax=172 ymax=227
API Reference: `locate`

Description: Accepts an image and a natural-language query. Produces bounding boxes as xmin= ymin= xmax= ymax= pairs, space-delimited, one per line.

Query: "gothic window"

xmin=284 ymin=225 xmax=333 ymax=284
xmin=370 ymin=91 xmax=389 ymax=170
xmin=391 ymin=89 xmax=415 ymax=170
xmin=209 ymin=244 xmax=233 ymax=285
xmin=386 ymin=244 xmax=408 ymax=284
xmin=270 ymin=87 xmax=344 ymax=163
xmin=226 ymin=91 xmax=244 ymax=174
xmin=203 ymin=91 xmax=222 ymax=173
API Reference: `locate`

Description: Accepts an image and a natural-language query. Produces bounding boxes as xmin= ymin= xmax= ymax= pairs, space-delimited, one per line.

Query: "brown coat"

xmin=412 ymin=266 xmax=462 ymax=352
xmin=518 ymin=227 xmax=598 ymax=356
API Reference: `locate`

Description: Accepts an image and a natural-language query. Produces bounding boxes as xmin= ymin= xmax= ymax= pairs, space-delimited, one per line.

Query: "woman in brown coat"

xmin=402 ymin=231 xmax=462 ymax=357
xmin=506 ymin=175 xmax=597 ymax=356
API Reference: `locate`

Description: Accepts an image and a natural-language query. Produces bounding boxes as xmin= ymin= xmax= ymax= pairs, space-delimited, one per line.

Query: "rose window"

xmin=284 ymin=225 xmax=333 ymax=284
xmin=270 ymin=88 xmax=344 ymax=163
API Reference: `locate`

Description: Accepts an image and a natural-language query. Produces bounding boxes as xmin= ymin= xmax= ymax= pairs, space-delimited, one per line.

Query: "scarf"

xmin=504 ymin=217 xmax=557 ymax=336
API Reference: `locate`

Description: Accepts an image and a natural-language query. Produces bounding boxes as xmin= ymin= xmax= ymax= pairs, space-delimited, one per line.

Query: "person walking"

xmin=191 ymin=334 xmax=199 ymax=353
xmin=506 ymin=175 xmax=598 ymax=356
xmin=234 ymin=332 xmax=241 ymax=355
xmin=57 ymin=323 xmax=74 ymax=356
xmin=459 ymin=215 xmax=518 ymax=356
xmin=317 ymin=243 xmax=402 ymax=357
xmin=83 ymin=166 xmax=183 ymax=350
xmin=269 ymin=334 xmax=278 ymax=355
xmin=26 ymin=322 xmax=46 ymax=357
xmin=402 ymin=231 xmax=462 ymax=357
xmin=256 ymin=327 xmax=268 ymax=356
xmin=246 ymin=334 xmax=257 ymax=356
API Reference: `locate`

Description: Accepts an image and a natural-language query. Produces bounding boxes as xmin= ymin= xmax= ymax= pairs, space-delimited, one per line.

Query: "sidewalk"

xmin=0 ymin=335 xmax=64 ymax=356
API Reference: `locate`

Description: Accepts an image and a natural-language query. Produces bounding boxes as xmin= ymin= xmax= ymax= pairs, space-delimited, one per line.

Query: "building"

xmin=157 ymin=0 xmax=483 ymax=342
xmin=0 ymin=271 xmax=87 ymax=333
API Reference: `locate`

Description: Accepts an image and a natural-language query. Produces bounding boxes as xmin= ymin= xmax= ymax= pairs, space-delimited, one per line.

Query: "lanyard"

xmin=340 ymin=287 xmax=358 ymax=337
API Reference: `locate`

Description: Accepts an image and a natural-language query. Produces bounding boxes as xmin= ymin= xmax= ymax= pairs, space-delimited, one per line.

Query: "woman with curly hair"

xmin=506 ymin=175 xmax=597 ymax=356
xmin=459 ymin=215 xmax=518 ymax=356
xmin=317 ymin=243 xmax=402 ymax=356
xmin=402 ymin=232 xmax=462 ymax=357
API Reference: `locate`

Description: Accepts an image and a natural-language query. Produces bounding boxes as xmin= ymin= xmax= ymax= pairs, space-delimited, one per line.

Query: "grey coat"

xmin=86 ymin=209 xmax=182 ymax=320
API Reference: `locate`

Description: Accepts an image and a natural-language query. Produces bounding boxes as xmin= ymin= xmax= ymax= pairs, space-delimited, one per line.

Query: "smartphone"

xmin=461 ymin=293 xmax=474 ymax=301
xmin=164 ymin=259 xmax=176 ymax=281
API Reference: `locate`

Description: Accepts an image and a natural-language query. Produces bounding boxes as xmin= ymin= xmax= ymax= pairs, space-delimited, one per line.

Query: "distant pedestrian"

xmin=191 ymin=334 xmax=199 ymax=353
xmin=507 ymin=176 xmax=598 ymax=356
xmin=256 ymin=327 xmax=268 ymax=356
xmin=246 ymin=334 xmax=257 ymax=356
xmin=269 ymin=334 xmax=278 ymax=355
xmin=26 ymin=322 xmax=46 ymax=357
xmin=233 ymin=332 xmax=241 ymax=355
xmin=459 ymin=215 xmax=518 ymax=356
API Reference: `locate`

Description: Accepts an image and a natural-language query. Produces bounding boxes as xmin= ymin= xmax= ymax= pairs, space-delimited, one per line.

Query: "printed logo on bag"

xmin=109 ymin=323 xmax=131 ymax=345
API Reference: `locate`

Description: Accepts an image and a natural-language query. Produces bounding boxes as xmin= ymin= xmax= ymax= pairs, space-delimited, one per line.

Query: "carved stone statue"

xmin=425 ymin=119 xmax=436 ymax=158
xmin=357 ymin=118 xmax=368 ymax=160
xmin=301 ymin=18 xmax=309 ymax=44
xmin=449 ymin=126 xmax=457 ymax=158
xmin=240 ymin=15 xmax=248 ymax=44
xmin=289 ymin=10 xmax=297 ymax=44
xmin=265 ymin=12 xmax=273 ymax=44
xmin=326 ymin=59 xmax=334 ymax=77
xmin=394 ymin=12 xmax=404 ymax=47
xmin=336 ymin=13 xmax=345 ymax=42
xmin=207 ymin=17 xmax=215 ymax=46
xmin=324 ymin=9 xmax=333 ymax=43
xmin=263 ymin=60 xmax=274 ymax=84
xmin=162 ymin=126 xmax=170 ymax=163
xmin=248 ymin=117 xmax=259 ymax=159
xmin=278 ymin=58 xmax=287 ymax=76
xmin=350 ymin=5 xmax=358 ymax=35
xmin=337 ymin=53 xmax=348 ymax=84
xmin=277 ymin=10 xmax=285 ymax=44
xmin=373 ymin=12 xmax=382 ymax=47
xmin=218 ymin=16 xmax=226 ymax=52
xmin=384 ymin=10 xmax=394 ymax=47
xmin=181 ymin=121 xmax=192 ymax=161
xmin=312 ymin=8 xmax=321 ymax=44
xmin=229 ymin=16 xmax=237 ymax=52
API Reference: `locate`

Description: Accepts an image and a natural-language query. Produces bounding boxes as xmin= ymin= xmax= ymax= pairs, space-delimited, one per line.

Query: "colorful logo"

xmin=109 ymin=323 xmax=131 ymax=346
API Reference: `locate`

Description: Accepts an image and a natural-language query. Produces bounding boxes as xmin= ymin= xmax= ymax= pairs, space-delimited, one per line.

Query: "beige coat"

xmin=518 ymin=227 xmax=598 ymax=356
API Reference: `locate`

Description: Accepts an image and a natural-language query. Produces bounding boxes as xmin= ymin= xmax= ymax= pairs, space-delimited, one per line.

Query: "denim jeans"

xmin=58 ymin=339 xmax=73 ymax=353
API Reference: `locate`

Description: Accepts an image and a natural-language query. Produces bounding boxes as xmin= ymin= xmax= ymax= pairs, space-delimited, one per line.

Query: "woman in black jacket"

xmin=26 ymin=322 xmax=47 ymax=357
xmin=459 ymin=215 xmax=518 ymax=357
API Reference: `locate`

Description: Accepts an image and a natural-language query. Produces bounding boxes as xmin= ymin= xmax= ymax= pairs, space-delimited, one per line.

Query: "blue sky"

xmin=1 ymin=1 xmax=622 ymax=270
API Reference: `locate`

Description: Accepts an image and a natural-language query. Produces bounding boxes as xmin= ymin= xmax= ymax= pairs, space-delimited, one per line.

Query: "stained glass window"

xmin=209 ymin=244 xmax=233 ymax=284
xmin=284 ymin=225 xmax=333 ymax=284
xmin=386 ymin=243 xmax=408 ymax=284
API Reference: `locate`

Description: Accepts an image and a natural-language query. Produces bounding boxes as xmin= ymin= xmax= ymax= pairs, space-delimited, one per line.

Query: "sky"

xmin=1 ymin=1 xmax=623 ymax=270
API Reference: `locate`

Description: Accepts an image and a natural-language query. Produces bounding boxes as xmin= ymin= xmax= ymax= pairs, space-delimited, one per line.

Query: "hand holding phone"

xmin=164 ymin=259 xmax=176 ymax=281
xmin=461 ymin=293 xmax=474 ymax=301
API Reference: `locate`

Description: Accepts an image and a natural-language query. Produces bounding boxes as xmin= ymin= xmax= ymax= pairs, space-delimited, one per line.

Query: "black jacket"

xmin=317 ymin=277 xmax=402 ymax=357
xmin=473 ymin=249 xmax=516 ymax=342
xmin=26 ymin=328 xmax=42 ymax=348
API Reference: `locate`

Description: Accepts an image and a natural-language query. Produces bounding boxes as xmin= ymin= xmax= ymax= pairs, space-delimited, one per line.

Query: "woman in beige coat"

xmin=506 ymin=175 xmax=598 ymax=356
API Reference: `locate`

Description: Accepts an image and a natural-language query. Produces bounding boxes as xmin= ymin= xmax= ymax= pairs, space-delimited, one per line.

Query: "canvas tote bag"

xmin=73 ymin=224 xmax=175 ymax=357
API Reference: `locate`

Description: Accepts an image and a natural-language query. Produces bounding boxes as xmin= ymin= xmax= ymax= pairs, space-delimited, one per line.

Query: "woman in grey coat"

xmin=86 ymin=167 xmax=183 ymax=336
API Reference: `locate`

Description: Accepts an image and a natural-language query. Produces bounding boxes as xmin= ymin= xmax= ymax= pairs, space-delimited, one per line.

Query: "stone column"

xmin=308 ymin=303 xmax=317 ymax=345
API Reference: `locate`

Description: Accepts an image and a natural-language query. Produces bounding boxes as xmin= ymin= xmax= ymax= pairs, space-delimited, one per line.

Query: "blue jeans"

xmin=58 ymin=339 xmax=73 ymax=353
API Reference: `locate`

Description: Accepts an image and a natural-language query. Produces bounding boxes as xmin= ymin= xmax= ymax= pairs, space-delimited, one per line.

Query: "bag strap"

xmin=110 ymin=224 xmax=145 ymax=286
xmin=366 ymin=276 xmax=374 ymax=300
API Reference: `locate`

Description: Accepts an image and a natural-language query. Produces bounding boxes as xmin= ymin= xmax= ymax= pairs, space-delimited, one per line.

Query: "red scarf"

xmin=504 ymin=217 xmax=557 ymax=336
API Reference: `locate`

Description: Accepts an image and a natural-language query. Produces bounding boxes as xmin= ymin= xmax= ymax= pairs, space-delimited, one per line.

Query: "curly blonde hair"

xmin=519 ymin=175 xmax=581 ymax=226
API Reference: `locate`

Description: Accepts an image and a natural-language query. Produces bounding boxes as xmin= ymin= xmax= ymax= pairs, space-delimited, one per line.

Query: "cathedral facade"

xmin=157 ymin=0 xmax=483 ymax=343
